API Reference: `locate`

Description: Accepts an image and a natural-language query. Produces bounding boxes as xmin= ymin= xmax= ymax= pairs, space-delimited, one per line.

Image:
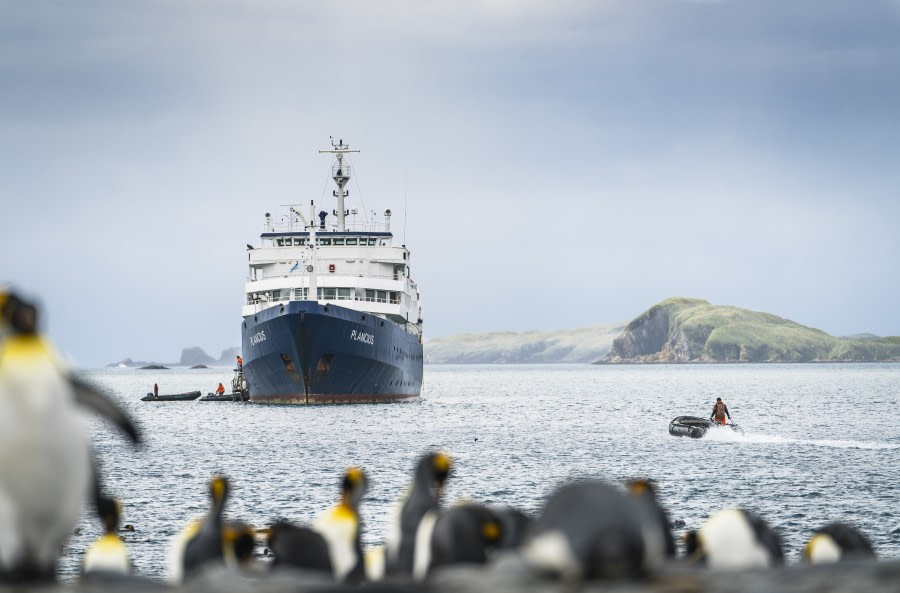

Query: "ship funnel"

xmin=385 ymin=209 xmax=392 ymax=232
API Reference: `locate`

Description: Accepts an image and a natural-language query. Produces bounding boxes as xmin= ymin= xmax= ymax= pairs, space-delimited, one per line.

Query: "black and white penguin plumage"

xmin=0 ymin=289 xmax=140 ymax=582
xmin=626 ymin=478 xmax=676 ymax=559
xmin=268 ymin=520 xmax=333 ymax=577
xmin=494 ymin=505 xmax=533 ymax=550
xmin=312 ymin=466 xmax=369 ymax=583
xmin=385 ymin=451 xmax=453 ymax=577
xmin=521 ymin=480 xmax=653 ymax=583
xmin=168 ymin=475 xmax=233 ymax=582
xmin=414 ymin=502 xmax=504 ymax=581
xmin=82 ymin=496 xmax=131 ymax=576
xmin=685 ymin=508 xmax=784 ymax=569
xmin=804 ymin=523 xmax=876 ymax=564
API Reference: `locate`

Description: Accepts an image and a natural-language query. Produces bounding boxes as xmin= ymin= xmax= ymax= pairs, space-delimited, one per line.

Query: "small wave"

xmin=703 ymin=430 xmax=899 ymax=449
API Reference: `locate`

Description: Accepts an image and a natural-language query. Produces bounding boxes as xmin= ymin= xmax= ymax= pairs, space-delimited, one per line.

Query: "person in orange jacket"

xmin=216 ymin=383 xmax=225 ymax=395
xmin=710 ymin=397 xmax=732 ymax=426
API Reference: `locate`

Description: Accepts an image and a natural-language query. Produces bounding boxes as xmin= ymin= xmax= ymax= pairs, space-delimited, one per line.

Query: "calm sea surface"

xmin=65 ymin=363 xmax=900 ymax=579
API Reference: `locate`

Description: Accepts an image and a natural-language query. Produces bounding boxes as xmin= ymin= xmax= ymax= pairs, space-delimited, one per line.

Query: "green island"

xmin=604 ymin=297 xmax=900 ymax=363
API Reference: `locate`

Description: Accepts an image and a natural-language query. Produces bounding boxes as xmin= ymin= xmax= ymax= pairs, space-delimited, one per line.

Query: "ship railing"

xmin=246 ymin=293 xmax=402 ymax=306
xmin=249 ymin=271 xmax=402 ymax=282
xmin=264 ymin=219 xmax=389 ymax=234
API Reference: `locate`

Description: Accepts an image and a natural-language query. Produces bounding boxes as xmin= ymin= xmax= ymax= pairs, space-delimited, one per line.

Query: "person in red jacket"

xmin=710 ymin=397 xmax=731 ymax=426
xmin=216 ymin=383 xmax=226 ymax=395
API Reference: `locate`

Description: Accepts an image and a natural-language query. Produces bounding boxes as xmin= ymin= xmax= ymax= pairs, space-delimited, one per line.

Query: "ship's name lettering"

xmin=350 ymin=329 xmax=375 ymax=345
xmin=250 ymin=330 xmax=267 ymax=346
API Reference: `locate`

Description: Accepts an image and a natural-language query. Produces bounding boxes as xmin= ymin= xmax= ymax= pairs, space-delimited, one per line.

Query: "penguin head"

xmin=210 ymin=475 xmax=230 ymax=509
xmin=0 ymin=289 xmax=38 ymax=335
xmin=626 ymin=478 xmax=657 ymax=500
xmin=413 ymin=451 xmax=453 ymax=501
xmin=96 ymin=496 xmax=122 ymax=535
xmin=341 ymin=466 xmax=369 ymax=510
xmin=223 ymin=521 xmax=256 ymax=566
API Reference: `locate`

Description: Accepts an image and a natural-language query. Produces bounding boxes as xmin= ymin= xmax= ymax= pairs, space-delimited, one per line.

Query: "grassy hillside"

xmin=606 ymin=298 xmax=900 ymax=363
xmin=425 ymin=323 xmax=625 ymax=364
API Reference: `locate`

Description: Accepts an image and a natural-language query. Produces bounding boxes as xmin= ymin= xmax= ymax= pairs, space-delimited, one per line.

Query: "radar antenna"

xmin=319 ymin=137 xmax=360 ymax=232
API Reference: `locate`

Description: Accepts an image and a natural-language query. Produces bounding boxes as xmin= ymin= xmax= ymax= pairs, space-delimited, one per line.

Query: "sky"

xmin=2 ymin=0 xmax=899 ymax=367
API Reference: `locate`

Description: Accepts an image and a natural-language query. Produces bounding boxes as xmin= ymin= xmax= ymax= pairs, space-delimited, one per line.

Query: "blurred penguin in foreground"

xmin=804 ymin=523 xmax=875 ymax=564
xmin=385 ymin=451 xmax=453 ymax=578
xmin=684 ymin=508 xmax=784 ymax=569
xmin=269 ymin=467 xmax=369 ymax=583
xmin=521 ymin=480 xmax=662 ymax=585
xmin=82 ymin=495 xmax=131 ymax=576
xmin=626 ymin=478 xmax=676 ymax=559
xmin=168 ymin=475 xmax=255 ymax=582
xmin=0 ymin=287 xmax=141 ymax=582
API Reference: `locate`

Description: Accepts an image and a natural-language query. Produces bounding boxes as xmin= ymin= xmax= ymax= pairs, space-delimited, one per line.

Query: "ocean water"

xmin=64 ymin=363 xmax=900 ymax=579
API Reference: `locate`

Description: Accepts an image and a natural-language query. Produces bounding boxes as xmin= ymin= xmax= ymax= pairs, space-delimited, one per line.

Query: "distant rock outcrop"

xmin=425 ymin=323 xmax=626 ymax=364
xmin=604 ymin=297 xmax=900 ymax=363
xmin=108 ymin=346 xmax=241 ymax=368
xmin=179 ymin=347 xmax=216 ymax=367
xmin=217 ymin=346 xmax=241 ymax=365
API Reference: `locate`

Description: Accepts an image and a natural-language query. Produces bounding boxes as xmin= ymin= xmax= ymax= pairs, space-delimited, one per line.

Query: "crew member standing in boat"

xmin=216 ymin=383 xmax=225 ymax=396
xmin=153 ymin=383 xmax=158 ymax=397
xmin=710 ymin=397 xmax=731 ymax=426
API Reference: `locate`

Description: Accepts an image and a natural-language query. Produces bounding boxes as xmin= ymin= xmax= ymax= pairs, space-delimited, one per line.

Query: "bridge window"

xmin=337 ymin=288 xmax=352 ymax=300
xmin=346 ymin=238 xmax=358 ymax=246
xmin=318 ymin=238 xmax=332 ymax=246
xmin=333 ymin=238 xmax=345 ymax=245
xmin=294 ymin=238 xmax=305 ymax=246
xmin=368 ymin=238 xmax=377 ymax=246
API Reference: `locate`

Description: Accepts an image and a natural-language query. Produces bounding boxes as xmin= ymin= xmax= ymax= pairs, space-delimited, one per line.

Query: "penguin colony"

xmin=0 ymin=287 xmax=883 ymax=587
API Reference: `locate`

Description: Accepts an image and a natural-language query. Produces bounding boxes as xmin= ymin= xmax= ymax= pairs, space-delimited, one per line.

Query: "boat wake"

xmin=702 ymin=429 xmax=899 ymax=449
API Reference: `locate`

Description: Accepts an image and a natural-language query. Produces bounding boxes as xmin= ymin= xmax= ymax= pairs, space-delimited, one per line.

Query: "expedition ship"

xmin=240 ymin=139 xmax=423 ymax=403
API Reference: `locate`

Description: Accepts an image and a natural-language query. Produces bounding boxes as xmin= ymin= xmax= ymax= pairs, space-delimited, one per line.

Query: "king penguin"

xmin=0 ymin=288 xmax=140 ymax=581
xmin=385 ymin=451 xmax=453 ymax=577
xmin=626 ymin=478 xmax=676 ymax=560
xmin=685 ymin=508 xmax=784 ymax=569
xmin=82 ymin=495 xmax=131 ymax=576
xmin=414 ymin=502 xmax=504 ymax=582
xmin=168 ymin=475 xmax=233 ymax=582
xmin=803 ymin=522 xmax=875 ymax=564
xmin=521 ymin=480 xmax=651 ymax=584
xmin=268 ymin=521 xmax=333 ymax=578
xmin=312 ymin=466 xmax=369 ymax=583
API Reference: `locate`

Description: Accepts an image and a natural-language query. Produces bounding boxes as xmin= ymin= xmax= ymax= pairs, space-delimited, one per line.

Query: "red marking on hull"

xmin=249 ymin=392 xmax=419 ymax=405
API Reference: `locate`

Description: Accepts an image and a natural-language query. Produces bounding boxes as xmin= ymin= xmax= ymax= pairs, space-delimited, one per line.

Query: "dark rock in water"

xmin=670 ymin=518 xmax=686 ymax=529
xmin=140 ymin=364 xmax=169 ymax=370
xmin=190 ymin=364 xmax=208 ymax=369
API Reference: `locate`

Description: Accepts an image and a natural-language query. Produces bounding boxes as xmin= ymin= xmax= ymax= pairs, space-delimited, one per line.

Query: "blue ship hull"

xmin=241 ymin=301 xmax=423 ymax=404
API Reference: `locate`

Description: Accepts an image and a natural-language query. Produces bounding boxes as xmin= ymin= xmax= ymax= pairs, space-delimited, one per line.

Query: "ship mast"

xmin=319 ymin=137 xmax=360 ymax=232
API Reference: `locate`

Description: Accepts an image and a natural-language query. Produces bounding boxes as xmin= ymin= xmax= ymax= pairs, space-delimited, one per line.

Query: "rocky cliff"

xmin=604 ymin=297 xmax=900 ymax=363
